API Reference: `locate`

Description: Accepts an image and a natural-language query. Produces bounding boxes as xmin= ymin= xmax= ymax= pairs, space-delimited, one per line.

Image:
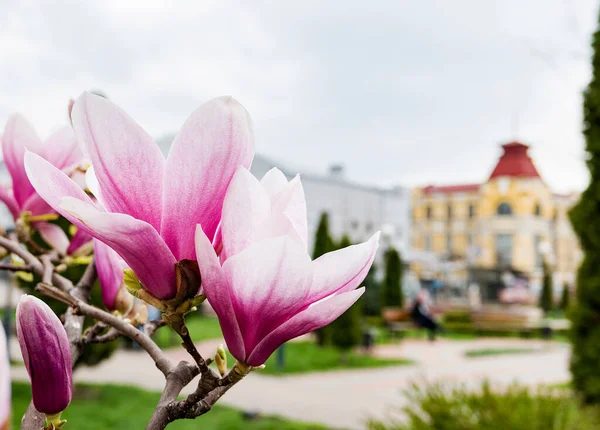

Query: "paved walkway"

xmin=10 ymin=338 xmax=570 ymax=429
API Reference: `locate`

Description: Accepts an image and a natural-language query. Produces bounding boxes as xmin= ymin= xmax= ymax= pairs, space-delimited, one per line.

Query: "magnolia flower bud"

xmin=215 ymin=344 xmax=227 ymax=376
xmin=16 ymin=295 xmax=73 ymax=416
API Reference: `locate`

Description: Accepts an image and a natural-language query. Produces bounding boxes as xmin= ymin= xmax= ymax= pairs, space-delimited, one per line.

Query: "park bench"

xmin=471 ymin=306 xmax=544 ymax=336
xmin=381 ymin=308 xmax=416 ymax=339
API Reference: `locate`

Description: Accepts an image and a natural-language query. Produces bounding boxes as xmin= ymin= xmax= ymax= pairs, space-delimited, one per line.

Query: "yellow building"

xmin=411 ymin=141 xmax=581 ymax=288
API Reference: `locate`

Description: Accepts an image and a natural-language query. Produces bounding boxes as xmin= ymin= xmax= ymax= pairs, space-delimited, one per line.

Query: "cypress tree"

xmin=330 ymin=235 xmax=362 ymax=357
xmin=361 ymin=264 xmax=381 ymax=316
xmin=560 ymin=283 xmax=570 ymax=312
xmin=539 ymin=260 xmax=553 ymax=313
xmin=568 ymin=10 xmax=600 ymax=403
xmin=312 ymin=212 xmax=335 ymax=259
xmin=338 ymin=234 xmax=352 ymax=249
xmin=381 ymin=247 xmax=403 ymax=308
xmin=312 ymin=212 xmax=336 ymax=346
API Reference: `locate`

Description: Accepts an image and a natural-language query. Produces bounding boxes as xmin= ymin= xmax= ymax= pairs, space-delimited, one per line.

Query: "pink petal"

xmin=309 ymin=233 xmax=379 ymax=302
xmin=85 ymin=166 xmax=102 ymax=202
xmin=59 ymin=197 xmax=177 ymax=299
xmin=2 ymin=114 xmax=43 ymax=207
xmin=255 ymin=212 xmax=304 ymax=248
xmin=221 ymin=167 xmax=270 ymax=260
xmin=21 ymin=192 xmax=54 ymax=216
xmin=24 ymin=151 xmax=94 ymax=212
xmin=247 ymin=288 xmax=365 ymax=366
xmin=71 ymin=92 xmax=164 ymax=231
xmin=222 ymin=237 xmax=313 ymax=357
xmin=37 ymin=223 xmax=69 ymax=254
xmin=93 ymin=239 xmax=123 ymax=310
xmin=0 ymin=185 xmax=19 ymax=219
xmin=270 ymin=175 xmax=308 ymax=249
xmin=260 ymin=168 xmax=289 ymax=196
xmin=195 ymin=225 xmax=245 ymax=361
xmin=66 ymin=228 xmax=93 ymax=255
xmin=161 ymin=97 xmax=255 ymax=260
xmin=40 ymin=126 xmax=84 ymax=171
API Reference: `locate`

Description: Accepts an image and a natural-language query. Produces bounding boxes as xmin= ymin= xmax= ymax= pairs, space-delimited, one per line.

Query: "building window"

xmin=497 ymin=202 xmax=512 ymax=216
xmin=468 ymin=204 xmax=475 ymax=218
xmin=447 ymin=204 xmax=452 ymax=220
xmin=365 ymin=222 xmax=373 ymax=233
xmin=351 ymin=220 xmax=359 ymax=230
xmin=534 ymin=235 xmax=543 ymax=268
xmin=467 ymin=232 xmax=473 ymax=247
xmin=534 ymin=203 xmax=541 ymax=216
xmin=424 ymin=234 xmax=431 ymax=251
xmin=446 ymin=234 xmax=453 ymax=254
xmin=426 ymin=205 xmax=432 ymax=220
xmin=495 ymin=234 xmax=513 ymax=266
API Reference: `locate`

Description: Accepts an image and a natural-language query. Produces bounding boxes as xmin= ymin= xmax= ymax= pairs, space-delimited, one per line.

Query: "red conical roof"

xmin=489 ymin=141 xmax=541 ymax=180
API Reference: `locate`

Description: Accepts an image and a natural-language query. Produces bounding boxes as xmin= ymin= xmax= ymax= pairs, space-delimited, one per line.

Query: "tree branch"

xmin=144 ymin=319 xmax=167 ymax=337
xmin=177 ymin=323 xmax=210 ymax=373
xmin=89 ymin=327 xmax=122 ymax=344
xmin=40 ymin=254 xmax=54 ymax=284
xmin=0 ymin=262 xmax=34 ymax=272
xmin=74 ymin=257 xmax=97 ymax=297
xmin=146 ymin=361 xmax=200 ymax=430
xmin=0 ymin=236 xmax=73 ymax=291
xmin=36 ymin=282 xmax=173 ymax=376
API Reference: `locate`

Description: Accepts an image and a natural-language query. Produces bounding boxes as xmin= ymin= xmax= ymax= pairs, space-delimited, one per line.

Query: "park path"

xmin=10 ymin=337 xmax=570 ymax=430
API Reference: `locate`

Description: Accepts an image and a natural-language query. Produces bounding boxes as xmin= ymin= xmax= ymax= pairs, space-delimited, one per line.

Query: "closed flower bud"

xmin=215 ymin=344 xmax=227 ymax=376
xmin=16 ymin=295 xmax=73 ymax=416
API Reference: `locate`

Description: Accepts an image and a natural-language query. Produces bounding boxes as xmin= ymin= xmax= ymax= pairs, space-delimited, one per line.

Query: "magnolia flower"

xmin=0 ymin=323 xmax=10 ymax=430
xmin=195 ymin=167 xmax=379 ymax=366
xmin=25 ymin=93 xmax=254 ymax=299
xmin=16 ymin=295 xmax=73 ymax=416
xmin=0 ymin=115 xmax=85 ymax=252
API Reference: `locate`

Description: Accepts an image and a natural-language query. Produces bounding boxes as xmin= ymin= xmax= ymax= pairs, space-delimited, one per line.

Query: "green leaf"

xmin=123 ymin=269 xmax=142 ymax=297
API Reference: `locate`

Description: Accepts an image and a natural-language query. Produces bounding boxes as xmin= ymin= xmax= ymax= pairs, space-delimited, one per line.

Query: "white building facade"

xmin=250 ymin=155 xmax=411 ymax=256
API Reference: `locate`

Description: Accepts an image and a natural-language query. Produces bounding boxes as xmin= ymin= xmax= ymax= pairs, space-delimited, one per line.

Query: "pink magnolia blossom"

xmin=0 ymin=323 xmax=9 ymax=429
xmin=16 ymin=295 xmax=73 ymax=415
xmin=25 ymin=93 xmax=254 ymax=299
xmin=0 ymin=115 xmax=85 ymax=252
xmin=195 ymin=167 xmax=379 ymax=366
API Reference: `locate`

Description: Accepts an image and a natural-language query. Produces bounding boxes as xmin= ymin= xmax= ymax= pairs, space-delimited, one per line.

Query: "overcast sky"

xmin=1 ymin=0 xmax=597 ymax=193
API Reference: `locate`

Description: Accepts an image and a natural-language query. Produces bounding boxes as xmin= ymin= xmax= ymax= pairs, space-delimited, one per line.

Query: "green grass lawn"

xmin=464 ymin=347 xmax=542 ymax=358
xmin=12 ymin=382 xmax=327 ymax=429
xmin=247 ymin=342 xmax=413 ymax=375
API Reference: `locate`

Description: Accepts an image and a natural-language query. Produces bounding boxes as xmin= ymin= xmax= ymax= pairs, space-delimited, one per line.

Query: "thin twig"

xmin=178 ymin=324 xmax=210 ymax=373
xmin=82 ymin=321 xmax=108 ymax=343
xmin=74 ymin=256 xmax=97 ymax=297
xmin=40 ymin=254 xmax=54 ymax=284
xmin=90 ymin=327 xmax=122 ymax=344
xmin=144 ymin=319 xmax=167 ymax=337
xmin=0 ymin=263 xmax=34 ymax=272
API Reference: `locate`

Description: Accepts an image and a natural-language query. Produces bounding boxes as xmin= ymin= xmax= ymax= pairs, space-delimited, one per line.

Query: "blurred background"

xmin=3 ymin=1 xmax=600 ymax=429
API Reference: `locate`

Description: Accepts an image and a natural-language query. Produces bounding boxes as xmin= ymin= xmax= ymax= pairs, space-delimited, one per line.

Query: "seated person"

xmin=410 ymin=289 xmax=441 ymax=341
